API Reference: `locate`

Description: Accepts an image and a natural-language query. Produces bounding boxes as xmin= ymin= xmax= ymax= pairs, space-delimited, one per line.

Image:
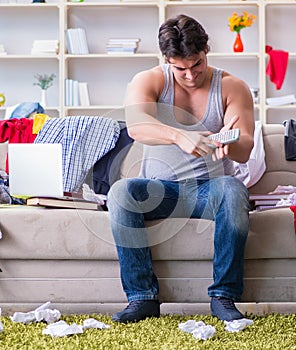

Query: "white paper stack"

xmin=31 ymin=40 xmax=59 ymax=55
xmin=106 ymin=38 xmax=140 ymax=55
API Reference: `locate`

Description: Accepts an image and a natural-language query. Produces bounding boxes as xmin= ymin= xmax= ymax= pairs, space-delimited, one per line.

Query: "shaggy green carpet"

xmin=0 ymin=313 xmax=296 ymax=350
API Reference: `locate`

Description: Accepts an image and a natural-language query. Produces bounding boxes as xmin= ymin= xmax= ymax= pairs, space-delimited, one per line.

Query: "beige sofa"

xmin=0 ymin=123 xmax=296 ymax=316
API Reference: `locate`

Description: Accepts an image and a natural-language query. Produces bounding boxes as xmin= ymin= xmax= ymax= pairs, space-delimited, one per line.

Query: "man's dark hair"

xmin=158 ymin=14 xmax=209 ymax=60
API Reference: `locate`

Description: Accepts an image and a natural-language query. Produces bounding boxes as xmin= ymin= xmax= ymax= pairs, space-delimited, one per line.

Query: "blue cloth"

xmin=10 ymin=102 xmax=44 ymax=119
xmin=107 ymin=176 xmax=250 ymax=302
xmin=90 ymin=123 xmax=134 ymax=195
xmin=34 ymin=116 xmax=120 ymax=192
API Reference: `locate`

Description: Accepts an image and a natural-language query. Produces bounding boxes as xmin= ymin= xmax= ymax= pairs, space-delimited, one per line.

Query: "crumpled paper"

xmin=178 ymin=320 xmax=216 ymax=340
xmin=276 ymin=192 xmax=296 ymax=206
xmin=42 ymin=320 xmax=84 ymax=337
xmin=82 ymin=183 xmax=106 ymax=205
xmin=224 ymin=318 xmax=254 ymax=332
xmin=9 ymin=302 xmax=110 ymax=338
xmin=10 ymin=301 xmax=61 ymax=324
xmin=83 ymin=318 xmax=110 ymax=330
xmin=179 ymin=317 xmax=254 ymax=340
xmin=43 ymin=318 xmax=110 ymax=337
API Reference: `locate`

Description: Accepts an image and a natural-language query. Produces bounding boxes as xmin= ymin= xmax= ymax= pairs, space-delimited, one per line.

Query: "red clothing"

xmin=266 ymin=45 xmax=289 ymax=90
xmin=0 ymin=118 xmax=37 ymax=172
xmin=291 ymin=206 xmax=296 ymax=234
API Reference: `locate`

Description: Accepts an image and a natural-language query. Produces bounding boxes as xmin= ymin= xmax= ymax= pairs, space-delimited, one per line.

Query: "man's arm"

xmin=124 ymin=67 xmax=219 ymax=157
xmin=219 ymin=74 xmax=255 ymax=163
xmin=125 ymin=67 xmax=180 ymax=145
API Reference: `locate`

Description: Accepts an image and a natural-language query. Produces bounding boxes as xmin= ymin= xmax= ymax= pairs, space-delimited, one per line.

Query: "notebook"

xmin=8 ymin=143 xmax=64 ymax=198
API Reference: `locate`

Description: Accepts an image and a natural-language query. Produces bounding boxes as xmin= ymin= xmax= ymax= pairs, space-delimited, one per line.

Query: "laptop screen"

xmin=8 ymin=143 xmax=64 ymax=198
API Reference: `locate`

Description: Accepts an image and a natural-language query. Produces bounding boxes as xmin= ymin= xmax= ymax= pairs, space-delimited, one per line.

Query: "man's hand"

xmin=212 ymin=115 xmax=239 ymax=161
xmin=176 ymin=130 xmax=219 ymax=158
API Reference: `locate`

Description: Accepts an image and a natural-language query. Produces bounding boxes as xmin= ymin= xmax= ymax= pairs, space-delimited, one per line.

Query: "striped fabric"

xmin=34 ymin=116 xmax=120 ymax=192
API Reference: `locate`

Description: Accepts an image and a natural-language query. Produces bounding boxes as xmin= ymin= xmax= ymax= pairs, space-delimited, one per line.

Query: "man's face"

xmin=168 ymin=52 xmax=208 ymax=88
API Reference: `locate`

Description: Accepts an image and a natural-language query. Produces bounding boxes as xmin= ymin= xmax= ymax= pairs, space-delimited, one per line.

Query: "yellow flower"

xmin=228 ymin=11 xmax=256 ymax=34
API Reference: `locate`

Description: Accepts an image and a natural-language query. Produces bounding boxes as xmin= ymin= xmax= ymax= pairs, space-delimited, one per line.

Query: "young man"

xmin=107 ymin=14 xmax=254 ymax=323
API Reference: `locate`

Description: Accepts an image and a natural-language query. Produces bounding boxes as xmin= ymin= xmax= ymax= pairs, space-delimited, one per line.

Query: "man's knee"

xmin=107 ymin=178 xmax=130 ymax=211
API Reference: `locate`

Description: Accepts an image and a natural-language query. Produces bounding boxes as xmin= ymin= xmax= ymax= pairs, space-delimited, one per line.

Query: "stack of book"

xmin=31 ymin=40 xmax=59 ymax=55
xmin=66 ymin=28 xmax=89 ymax=54
xmin=266 ymin=94 xmax=296 ymax=106
xmin=26 ymin=196 xmax=99 ymax=210
xmin=65 ymin=79 xmax=90 ymax=107
xmin=106 ymin=38 xmax=140 ymax=55
xmin=249 ymin=194 xmax=290 ymax=211
xmin=0 ymin=44 xmax=7 ymax=56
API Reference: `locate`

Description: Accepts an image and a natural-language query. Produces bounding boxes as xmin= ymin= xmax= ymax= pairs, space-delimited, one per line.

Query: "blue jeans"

xmin=107 ymin=176 xmax=250 ymax=302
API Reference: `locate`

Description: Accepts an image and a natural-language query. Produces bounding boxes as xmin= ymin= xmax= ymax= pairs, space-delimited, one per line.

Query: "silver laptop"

xmin=8 ymin=143 xmax=64 ymax=198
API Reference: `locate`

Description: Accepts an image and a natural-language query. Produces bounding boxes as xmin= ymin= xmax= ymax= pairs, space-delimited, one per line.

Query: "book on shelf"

xmin=266 ymin=94 xmax=296 ymax=106
xmin=26 ymin=196 xmax=99 ymax=210
xmin=66 ymin=28 xmax=89 ymax=55
xmin=65 ymin=79 xmax=73 ymax=106
xmin=65 ymin=79 xmax=90 ymax=106
xmin=73 ymin=80 xmax=80 ymax=106
xmin=107 ymin=38 xmax=140 ymax=43
xmin=106 ymin=38 xmax=140 ymax=54
xmin=78 ymin=82 xmax=90 ymax=106
xmin=31 ymin=40 xmax=59 ymax=55
xmin=107 ymin=47 xmax=137 ymax=54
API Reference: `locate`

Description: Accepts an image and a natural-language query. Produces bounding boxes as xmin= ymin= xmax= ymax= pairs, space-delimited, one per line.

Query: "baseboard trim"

xmin=1 ymin=302 xmax=296 ymax=316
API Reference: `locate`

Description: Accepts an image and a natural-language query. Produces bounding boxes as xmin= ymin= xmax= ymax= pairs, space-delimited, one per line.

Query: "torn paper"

xmin=10 ymin=301 xmax=61 ymax=324
xmin=179 ymin=320 xmax=216 ymax=340
xmin=43 ymin=319 xmax=110 ymax=337
xmin=82 ymin=183 xmax=106 ymax=205
xmin=224 ymin=318 xmax=254 ymax=332
xmin=83 ymin=318 xmax=110 ymax=330
xmin=42 ymin=320 xmax=83 ymax=337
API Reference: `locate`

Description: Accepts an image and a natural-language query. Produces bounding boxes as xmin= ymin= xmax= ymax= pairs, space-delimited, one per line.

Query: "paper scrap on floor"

xmin=179 ymin=318 xmax=254 ymax=340
xmin=43 ymin=318 xmax=110 ymax=337
xmin=9 ymin=301 xmax=110 ymax=337
xmin=10 ymin=301 xmax=61 ymax=324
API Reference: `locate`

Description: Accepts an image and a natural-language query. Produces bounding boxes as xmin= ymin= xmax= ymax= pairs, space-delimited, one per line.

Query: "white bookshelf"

xmin=0 ymin=0 xmax=295 ymax=124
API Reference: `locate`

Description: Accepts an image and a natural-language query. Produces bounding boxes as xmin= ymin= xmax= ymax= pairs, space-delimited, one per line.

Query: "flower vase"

xmin=233 ymin=33 xmax=244 ymax=53
xmin=41 ymin=89 xmax=47 ymax=107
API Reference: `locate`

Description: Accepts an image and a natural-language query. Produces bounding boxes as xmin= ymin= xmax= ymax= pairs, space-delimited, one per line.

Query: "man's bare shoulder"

xmin=127 ymin=66 xmax=165 ymax=100
xmin=131 ymin=66 xmax=164 ymax=84
xmin=222 ymin=71 xmax=249 ymax=89
xmin=221 ymin=71 xmax=251 ymax=96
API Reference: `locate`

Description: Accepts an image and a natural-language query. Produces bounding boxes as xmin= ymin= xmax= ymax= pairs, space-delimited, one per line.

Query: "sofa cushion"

xmin=0 ymin=205 xmax=295 ymax=261
xmin=249 ymin=124 xmax=296 ymax=193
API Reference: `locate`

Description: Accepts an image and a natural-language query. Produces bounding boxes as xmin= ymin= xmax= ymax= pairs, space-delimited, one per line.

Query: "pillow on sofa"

xmin=233 ymin=121 xmax=266 ymax=188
